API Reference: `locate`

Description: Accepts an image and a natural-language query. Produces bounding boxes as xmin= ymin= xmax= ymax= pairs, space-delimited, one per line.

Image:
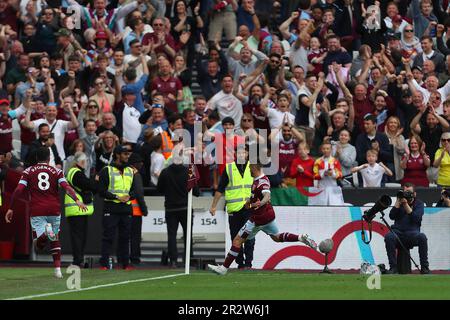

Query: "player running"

xmin=208 ymin=162 xmax=318 ymax=275
xmin=5 ymin=147 xmax=87 ymax=279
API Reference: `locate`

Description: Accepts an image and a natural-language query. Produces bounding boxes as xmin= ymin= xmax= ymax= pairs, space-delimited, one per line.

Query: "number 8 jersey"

xmin=18 ymin=163 xmax=67 ymax=217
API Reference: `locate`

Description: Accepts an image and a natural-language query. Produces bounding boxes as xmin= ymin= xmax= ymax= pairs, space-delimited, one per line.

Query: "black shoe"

xmin=237 ymin=264 xmax=246 ymax=269
xmin=385 ymin=267 xmax=398 ymax=274
xmin=420 ymin=266 xmax=431 ymax=274
xmin=131 ymin=258 xmax=141 ymax=265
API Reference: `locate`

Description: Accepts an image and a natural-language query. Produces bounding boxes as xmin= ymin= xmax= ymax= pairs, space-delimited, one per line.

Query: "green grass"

xmin=0 ymin=268 xmax=449 ymax=300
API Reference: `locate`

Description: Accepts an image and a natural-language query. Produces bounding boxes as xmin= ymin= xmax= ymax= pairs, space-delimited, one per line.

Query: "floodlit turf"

xmin=0 ymin=268 xmax=449 ymax=300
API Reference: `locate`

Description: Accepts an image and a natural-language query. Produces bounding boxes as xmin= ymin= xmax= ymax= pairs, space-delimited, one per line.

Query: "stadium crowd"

xmin=2 ymin=0 xmax=450 ymax=196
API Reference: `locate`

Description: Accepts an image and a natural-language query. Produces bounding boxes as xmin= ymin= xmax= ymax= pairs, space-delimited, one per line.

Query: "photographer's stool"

xmin=397 ymin=246 xmax=412 ymax=274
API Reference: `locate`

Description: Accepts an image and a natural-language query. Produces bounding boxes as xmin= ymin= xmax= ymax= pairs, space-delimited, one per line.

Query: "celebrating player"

xmin=5 ymin=147 xmax=87 ymax=279
xmin=208 ymin=162 xmax=318 ymax=275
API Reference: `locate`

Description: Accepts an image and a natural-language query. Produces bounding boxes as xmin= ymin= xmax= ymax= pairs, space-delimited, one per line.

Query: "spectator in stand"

xmin=173 ymin=53 xmax=193 ymax=113
xmin=79 ymin=119 xmax=99 ymax=177
xmin=411 ymin=0 xmax=438 ymax=39
xmin=206 ymin=75 xmax=243 ymax=129
xmin=331 ymin=129 xmax=357 ymax=179
xmin=95 ymin=130 xmax=119 ymax=173
xmin=26 ymin=123 xmax=62 ymax=168
xmin=290 ymin=143 xmax=315 ymax=189
xmin=401 ymin=135 xmax=430 ymax=187
xmin=313 ymin=141 xmax=344 ymax=205
xmin=97 ymin=112 xmax=121 ymax=140
xmin=433 ymin=132 xmax=450 ymax=187
xmin=410 ymin=102 xmax=449 ymax=164
xmin=22 ymin=98 xmax=79 ymax=160
xmin=355 ymin=114 xmax=394 ymax=172
xmin=170 ymin=1 xmax=203 ymax=68
xmin=150 ymin=59 xmax=183 ymax=114
xmin=78 ymin=100 xmax=103 ymax=128
xmin=119 ymin=52 xmax=149 ymax=114
xmin=385 ymin=116 xmax=407 ymax=182
xmin=149 ymin=134 xmax=165 ymax=187
xmin=118 ymin=87 xmax=142 ymax=147
xmin=64 ymin=140 xmax=87 ymax=174
xmin=207 ymin=0 xmax=238 ymax=44
xmin=0 ymin=98 xmax=13 ymax=155
xmin=352 ymin=149 xmax=394 ymax=187
xmin=89 ymin=77 xmax=115 ymax=114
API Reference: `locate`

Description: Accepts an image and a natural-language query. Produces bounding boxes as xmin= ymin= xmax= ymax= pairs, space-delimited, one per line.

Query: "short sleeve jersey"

xmin=19 ymin=163 xmax=66 ymax=217
xmin=249 ymin=175 xmax=275 ymax=226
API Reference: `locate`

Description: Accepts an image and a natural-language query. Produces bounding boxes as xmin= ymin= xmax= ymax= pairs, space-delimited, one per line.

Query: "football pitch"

xmin=1 ymin=268 xmax=449 ymax=300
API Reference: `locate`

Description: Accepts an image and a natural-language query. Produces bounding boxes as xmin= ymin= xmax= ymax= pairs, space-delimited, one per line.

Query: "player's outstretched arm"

xmin=59 ymin=180 xmax=87 ymax=211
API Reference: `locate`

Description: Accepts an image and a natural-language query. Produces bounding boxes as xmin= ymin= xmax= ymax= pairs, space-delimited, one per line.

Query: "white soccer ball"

xmin=319 ymin=239 xmax=334 ymax=254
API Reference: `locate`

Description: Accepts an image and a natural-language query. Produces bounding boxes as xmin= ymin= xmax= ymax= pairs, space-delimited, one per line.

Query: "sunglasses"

xmin=442 ymin=138 xmax=450 ymax=142
xmin=404 ymin=29 xmax=414 ymax=33
xmin=153 ymin=23 xmax=164 ymax=26
xmin=242 ymin=119 xmax=253 ymax=122
xmin=88 ymin=105 xmax=98 ymax=108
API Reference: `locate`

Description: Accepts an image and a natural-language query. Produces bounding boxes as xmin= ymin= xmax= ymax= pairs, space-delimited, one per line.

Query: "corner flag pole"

xmin=185 ymin=189 xmax=193 ymax=274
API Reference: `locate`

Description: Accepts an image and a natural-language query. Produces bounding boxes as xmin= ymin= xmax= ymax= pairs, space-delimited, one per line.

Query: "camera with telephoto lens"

xmin=397 ymin=190 xmax=414 ymax=201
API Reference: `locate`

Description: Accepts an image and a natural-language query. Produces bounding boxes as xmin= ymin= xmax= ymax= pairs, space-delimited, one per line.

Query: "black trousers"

xmin=228 ymin=209 xmax=255 ymax=268
xmin=67 ymin=216 xmax=88 ymax=266
xmin=130 ymin=216 xmax=142 ymax=263
xmin=384 ymin=230 xmax=429 ymax=269
xmin=165 ymin=209 xmax=193 ymax=263
xmin=100 ymin=213 xmax=131 ymax=267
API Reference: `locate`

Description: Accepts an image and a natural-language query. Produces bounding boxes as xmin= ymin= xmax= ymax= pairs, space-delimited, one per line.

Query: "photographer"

xmin=435 ymin=189 xmax=450 ymax=207
xmin=384 ymin=183 xmax=430 ymax=274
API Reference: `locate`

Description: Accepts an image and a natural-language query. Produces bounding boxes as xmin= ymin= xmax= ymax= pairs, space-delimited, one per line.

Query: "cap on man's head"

xmin=412 ymin=65 xmax=423 ymax=72
xmin=121 ymin=86 xmax=136 ymax=95
xmin=95 ymin=31 xmax=108 ymax=40
xmin=364 ymin=113 xmax=377 ymax=123
xmin=221 ymin=117 xmax=235 ymax=126
xmin=387 ymin=33 xmax=400 ymax=41
xmin=55 ymin=28 xmax=71 ymax=37
xmin=114 ymin=145 xmax=131 ymax=154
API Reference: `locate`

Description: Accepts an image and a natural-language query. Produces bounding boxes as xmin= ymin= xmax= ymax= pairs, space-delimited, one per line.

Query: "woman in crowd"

xmin=95 ymin=130 xmax=119 ymax=173
xmin=64 ymin=139 xmax=87 ymax=175
xmin=331 ymin=129 xmax=357 ymax=179
xmin=433 ymin=132 xmax=450 ymax=187
xmin=89 ymin=77 xmax=115 ymax=114
xmin=78 ymin=99 xmax=103 ymax=128
xmin=385 ymin=116 xmax=406 ymax=182
xmin=401 ymin=135 xmax=430 ymax=187
xmin=173 ymin=53 xmax=193 ymax=113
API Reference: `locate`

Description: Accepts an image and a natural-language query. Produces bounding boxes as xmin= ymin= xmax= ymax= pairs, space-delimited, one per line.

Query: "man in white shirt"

xmin=22 ymin=98 xmax=79 ymax=160
xmin=121 ymin=88 xmax=142 ymax=145
xmin=206 ymin=75 xmax=243 ymax=129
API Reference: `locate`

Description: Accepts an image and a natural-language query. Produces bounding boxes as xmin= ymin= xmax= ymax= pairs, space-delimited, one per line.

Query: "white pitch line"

xmin=6 ymin=273 xmax=186 ymax=300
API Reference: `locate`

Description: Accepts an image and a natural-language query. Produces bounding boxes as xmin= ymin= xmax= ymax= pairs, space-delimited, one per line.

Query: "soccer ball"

xmin=319 ymin=239 xmax=334 ymax=254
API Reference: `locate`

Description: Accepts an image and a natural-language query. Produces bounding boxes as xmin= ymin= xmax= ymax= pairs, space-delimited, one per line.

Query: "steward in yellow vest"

xmin=97 ymin=145 xmax=136 ymax=269
xmin=64 ymin=152 xmax=97 ymax=267
xmin=209 ymin=146 xmax=255 ymax=269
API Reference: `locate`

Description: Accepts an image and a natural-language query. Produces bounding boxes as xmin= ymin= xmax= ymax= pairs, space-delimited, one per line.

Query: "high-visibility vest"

xmin=105 ymin=166 xmax=134 ymax=204
xmin=224 ymin=162 xmax=252 ymax=214
xmin=161 ymin=131 xmax=173 ymax=159
xmin=131 ymin=199 xmax=143 ymax=216
xmin=64 ymin=167 xmax=94 ymax=217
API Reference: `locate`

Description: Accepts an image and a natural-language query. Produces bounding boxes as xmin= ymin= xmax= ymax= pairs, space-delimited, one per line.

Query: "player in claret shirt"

xmin=208 ymin=162 xmax=318 ymax=275
xmin=5 ymin=147 xmax=87 ymax=279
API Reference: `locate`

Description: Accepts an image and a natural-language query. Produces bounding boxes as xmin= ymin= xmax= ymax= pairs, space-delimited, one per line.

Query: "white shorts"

xmin=30 ymin=216 xmax=61 ymax=239
xmin=238 ymin=219 xmax=279 ymax=240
